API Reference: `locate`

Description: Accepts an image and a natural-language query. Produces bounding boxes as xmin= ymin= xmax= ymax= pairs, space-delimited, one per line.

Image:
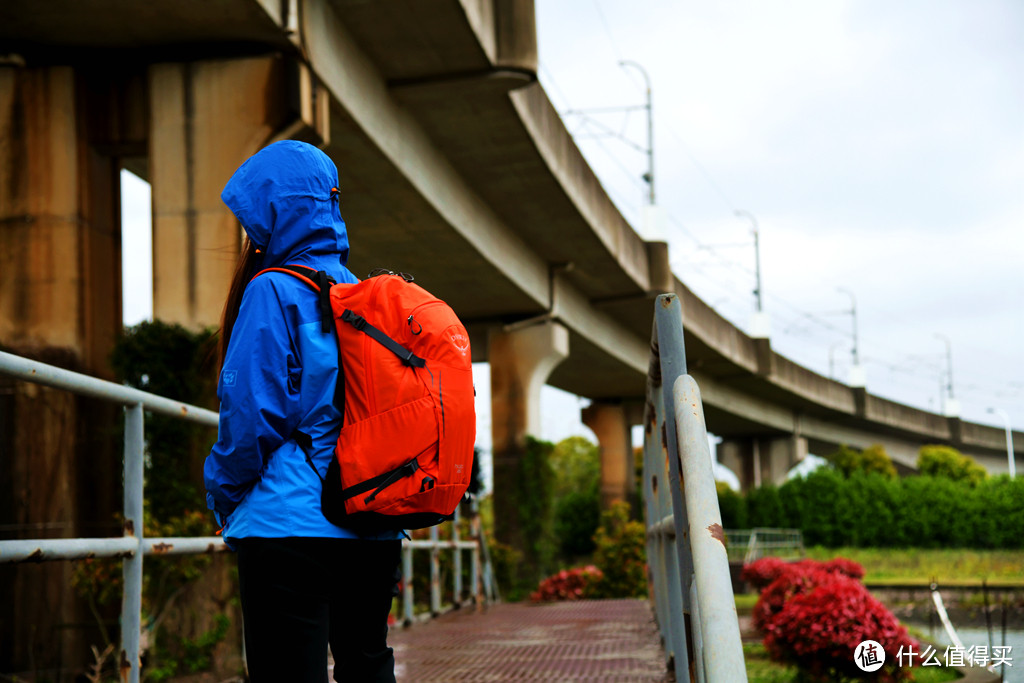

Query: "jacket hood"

xmin=221 ymin=140 xmax=350 ymax=268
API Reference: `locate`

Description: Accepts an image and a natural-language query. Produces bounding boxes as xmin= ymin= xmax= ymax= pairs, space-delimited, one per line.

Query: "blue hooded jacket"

xmin=204 ymin=141 xmax=395 ymax=541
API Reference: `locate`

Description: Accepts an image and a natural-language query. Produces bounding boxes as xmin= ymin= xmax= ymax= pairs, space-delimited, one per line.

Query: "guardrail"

xmin=401 ymin=503 xmax=499 ymax=626
xmin=0 ymin=350 xmax=495 ymax=682
xmin=643 ymin=294 xmax=747 ymax=682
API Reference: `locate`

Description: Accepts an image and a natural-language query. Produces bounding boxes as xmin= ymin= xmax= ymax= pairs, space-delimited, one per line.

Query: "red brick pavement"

xmin=386 ymin=598 xmax=672 ymax=682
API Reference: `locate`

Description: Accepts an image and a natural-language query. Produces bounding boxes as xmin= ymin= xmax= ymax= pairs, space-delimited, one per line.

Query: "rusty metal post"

xmin=453 ymin=508 xmax=463 ymax=604
xmin=674 ymin=375 xmax=747 ymax=680
xmin=470 ymin=531 xmax=481 ymax=605
xmin=651 ymin=294 xmax=693 ymax=681
xmin=402 ymin=544 xmax=414 ymax=625
xmin=690 ymin=579 xmax=706 ymax=683
xmin=121 ymin=403 xmax=144 ymax=683
xmin=429 ymin=525 xmax=441 ymax=615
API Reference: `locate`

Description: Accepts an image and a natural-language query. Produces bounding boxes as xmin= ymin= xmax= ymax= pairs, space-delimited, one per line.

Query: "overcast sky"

xmin=530 ymin=0 xmax=1024 ymax=438
xmin=124 ymin=1 xmax=1023 ymax=478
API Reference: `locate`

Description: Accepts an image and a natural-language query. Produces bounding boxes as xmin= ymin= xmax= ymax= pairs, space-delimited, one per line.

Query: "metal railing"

xmin=0 ymin=350 xmax=495 ymax=682
xmin=724 ymin=528 xmax=805 ymax=565
xmin=643 ymin=294 xmax=747 ymax=682
xmin=401 ymin=505 xmax=498 ymax=625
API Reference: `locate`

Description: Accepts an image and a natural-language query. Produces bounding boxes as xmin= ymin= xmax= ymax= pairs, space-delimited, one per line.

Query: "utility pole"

xmin=734 ymin=210 xmax=762 ymax=313
xmin=837 ymin=288 xmax=864 ymax=387
xmin=735 ymin=210 xmax=769 ymax=339
xmin=619 ymin=60 xmax=654 ymax=205
xmin=935 ymin=333 xmax=958 ymax=417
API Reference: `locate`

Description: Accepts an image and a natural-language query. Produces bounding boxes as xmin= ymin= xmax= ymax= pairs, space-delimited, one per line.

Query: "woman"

xmin=204 ymin=141 xmax=402 ymax=683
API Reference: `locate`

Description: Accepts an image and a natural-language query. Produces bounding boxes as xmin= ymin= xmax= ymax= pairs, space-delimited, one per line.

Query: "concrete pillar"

xmin=581 ymin=400 xmax=633 ymax=509
xmin=718 ymin=439 xmax=757 ymax=492
xmin=0 ymin=64 xmax=127 ymax=674
xmin=488 ymin=321 xmax=569 ymax=554
xmin=149 ymin=56 xmax=327 ymax=329
xmin=0 ymin=66 xmax=123 ymax=362
xmin=718 ymin=435 xmax=808 ymax=492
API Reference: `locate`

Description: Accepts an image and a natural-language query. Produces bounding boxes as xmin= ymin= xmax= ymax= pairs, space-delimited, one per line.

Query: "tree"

xmin=550 ymin=437 xmax=601 ymax=559
xmin=827 ymin=444 xmax=897 ymax=479
xmin=917 ymin=444 xmax=987 ymax=485
xmin=549 ymin=436 xmax=600 ymax=499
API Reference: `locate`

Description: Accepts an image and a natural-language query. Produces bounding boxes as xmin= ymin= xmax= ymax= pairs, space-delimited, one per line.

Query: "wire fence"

xmin=723 ymin=528 xmax=805 ymax=565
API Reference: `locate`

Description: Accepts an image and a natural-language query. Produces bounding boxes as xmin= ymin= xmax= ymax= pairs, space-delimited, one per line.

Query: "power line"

xmin=591 ymin=0 xmax=625 ymax=62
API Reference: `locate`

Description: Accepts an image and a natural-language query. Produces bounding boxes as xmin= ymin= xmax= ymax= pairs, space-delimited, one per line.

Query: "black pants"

xmin=236 ymin=537 xmax=402 ymax=683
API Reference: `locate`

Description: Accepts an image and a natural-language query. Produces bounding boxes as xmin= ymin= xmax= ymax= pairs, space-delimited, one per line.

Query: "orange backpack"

xmin=255 ymin=265 xmax=476 ymax=532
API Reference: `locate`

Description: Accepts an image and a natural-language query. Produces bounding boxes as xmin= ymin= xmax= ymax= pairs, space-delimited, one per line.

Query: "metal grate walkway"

xmin=387 ymin=599 xmax=671 ymax=682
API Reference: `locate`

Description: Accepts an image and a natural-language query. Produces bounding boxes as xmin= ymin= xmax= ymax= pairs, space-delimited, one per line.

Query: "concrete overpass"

xmin=2 ymin=0 xmax=1020 ymax=494
xmin=3 ymin=1 xmax=1023 ymax=672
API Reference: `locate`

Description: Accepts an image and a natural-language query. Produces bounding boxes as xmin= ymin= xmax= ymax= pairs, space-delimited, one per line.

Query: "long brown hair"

xmin=218 ymin=236 xmax=261 ymax=368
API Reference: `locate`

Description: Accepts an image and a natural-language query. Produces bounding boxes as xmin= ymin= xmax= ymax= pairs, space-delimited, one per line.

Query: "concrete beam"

xmin=149 ymin=55 xmax=322 ymax=329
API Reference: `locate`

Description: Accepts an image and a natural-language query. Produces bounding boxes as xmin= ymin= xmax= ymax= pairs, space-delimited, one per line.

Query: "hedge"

xmin=720 ymin=468 xmax=1024 ymax=549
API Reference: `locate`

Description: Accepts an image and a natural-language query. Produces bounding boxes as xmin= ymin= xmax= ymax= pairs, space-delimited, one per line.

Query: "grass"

xmin=743 ymin=642 xmax=961 ymax=683
xmin=802 ymin=547 xmax=1024 ymax=585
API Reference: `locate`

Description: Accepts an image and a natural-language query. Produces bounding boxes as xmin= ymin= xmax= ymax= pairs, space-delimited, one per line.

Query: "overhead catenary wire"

xmin=538 ymin=27 xmax=1022 ymax=426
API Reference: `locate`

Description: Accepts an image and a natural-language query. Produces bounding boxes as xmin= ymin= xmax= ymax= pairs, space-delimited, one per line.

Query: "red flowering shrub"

xmin=741 ymin=557 xmax=790 ymax=591
xmin=742 ymin=556 xmax=865 ymax=594
xmin=751 ymin=565 xmax=825 ymax=631
xmin=763 ymin=572 xmax=916 ymax=682
xmin=530 ymin=565 xmax=604 ymax=602
xmin=819 ymin=557 xmax=866 ymax=580
xmin=747 ymin=557 xmax=913 ymax=681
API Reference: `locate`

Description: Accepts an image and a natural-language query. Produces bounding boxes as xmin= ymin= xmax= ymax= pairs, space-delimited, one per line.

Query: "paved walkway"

xmin=388 ymin=599 xmax=672 ymax=682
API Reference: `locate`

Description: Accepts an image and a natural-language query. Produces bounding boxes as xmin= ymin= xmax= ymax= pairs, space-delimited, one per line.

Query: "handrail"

xmin=0 ymin=351 xmax=225 ymax=683
xmin=0 ymin=350 xmax=496 ymax=681
xmin=400 ymin=502 xmax=499 ymax=626
xmin=643 ymin=294 xmax=747 ymax=682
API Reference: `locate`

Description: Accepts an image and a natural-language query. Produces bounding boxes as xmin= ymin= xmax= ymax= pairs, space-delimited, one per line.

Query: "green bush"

xmin=550 ymin=437 xmax=601 ymax=559
xmin=554 ymin=488 xmax=600 ymax=558
xmin=917 ymin=445 xmax=988 ymax=485
xmin=827 ymin=443 xmax=898 ymax=479
xmin=746 ymin=484 xmax=784 ymax=529
xmin=716 ymin=481 xmax=747 ymax=529
xmin=589 ymin=502 xmax=647 ymax=598
xmin=744 ymin=461 xmax=1024 ymax=550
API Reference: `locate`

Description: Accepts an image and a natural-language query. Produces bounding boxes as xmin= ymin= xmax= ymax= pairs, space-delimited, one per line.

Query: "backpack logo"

xmin=450 ymin=333 xmax=470 ymax=355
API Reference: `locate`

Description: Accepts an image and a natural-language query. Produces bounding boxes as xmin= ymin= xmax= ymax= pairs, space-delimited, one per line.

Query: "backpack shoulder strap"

xmin=252 ymin=264 xmax=346 ymax=422
xmin=253 ymin=264 xmax=336 ymax=333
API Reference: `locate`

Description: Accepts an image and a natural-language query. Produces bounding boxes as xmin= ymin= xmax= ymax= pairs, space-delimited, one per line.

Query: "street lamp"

xmin=836 ymin=288 xmax=864 ymax=387
xmin=987 ymin=407 xmax=1016 ymax=478
xmin=934 ymin=333 xmax=958 ymax=417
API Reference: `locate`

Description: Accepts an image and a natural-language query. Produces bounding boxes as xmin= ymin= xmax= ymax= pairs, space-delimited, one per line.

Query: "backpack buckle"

xmin=341 ymin=309 xmax=367 ymax=331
